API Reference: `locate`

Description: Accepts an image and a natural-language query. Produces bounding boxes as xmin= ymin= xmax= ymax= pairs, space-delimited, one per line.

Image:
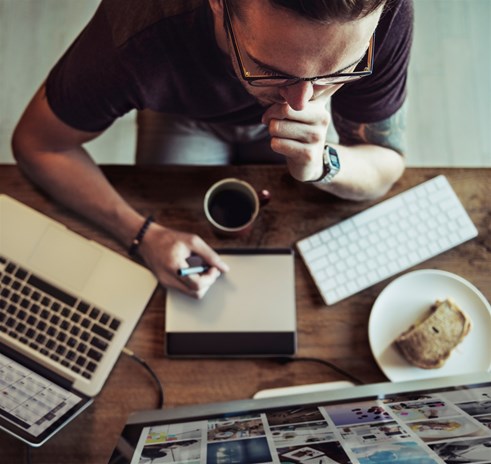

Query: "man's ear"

xmin=208 ymin=0 xmax=224 ymax=17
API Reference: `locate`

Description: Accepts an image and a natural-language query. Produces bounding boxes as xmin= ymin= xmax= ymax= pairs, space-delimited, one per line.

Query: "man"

xmin=11 ymin=0 xmax=413 ymax=298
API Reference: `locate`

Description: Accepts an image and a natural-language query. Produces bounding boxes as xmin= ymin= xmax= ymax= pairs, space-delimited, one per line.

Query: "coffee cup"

xmin=204 ymin=178 xmax=270 ymax=237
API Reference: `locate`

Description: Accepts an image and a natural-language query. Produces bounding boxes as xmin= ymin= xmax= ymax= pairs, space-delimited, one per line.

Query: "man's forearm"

xmin=13 ymin=145 xmax=145 ymax=248
xmin=11 ymin=83 xmax=147 ymax=249
xmin=312 ymin=143 xmax=405 ymax=201
xmin=320 ymin=103 xmax=408 ymax=200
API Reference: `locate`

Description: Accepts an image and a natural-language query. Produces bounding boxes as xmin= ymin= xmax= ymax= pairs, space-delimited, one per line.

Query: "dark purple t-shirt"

xmin=46 ymin=0 xmax=413 ymax=132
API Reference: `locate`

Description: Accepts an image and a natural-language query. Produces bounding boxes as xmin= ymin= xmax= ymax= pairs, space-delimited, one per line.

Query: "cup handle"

xmin=258 ymin=189 xmax=271 ymax=207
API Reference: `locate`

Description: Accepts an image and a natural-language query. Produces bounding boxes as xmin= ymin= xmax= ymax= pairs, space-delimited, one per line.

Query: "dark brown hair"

xmin=227 ymin=0 xmax=389 ymax=22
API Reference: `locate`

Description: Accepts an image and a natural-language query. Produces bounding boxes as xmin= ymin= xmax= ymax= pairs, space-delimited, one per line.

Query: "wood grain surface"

xmin=0 ymin=165 xmax=489 ymax=463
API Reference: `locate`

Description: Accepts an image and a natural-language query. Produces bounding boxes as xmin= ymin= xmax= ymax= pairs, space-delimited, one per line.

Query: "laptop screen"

xmin=0 ymin=348 xmax=92 ymax=447
xmin=109 ymin=372 xmax=491 ymax=463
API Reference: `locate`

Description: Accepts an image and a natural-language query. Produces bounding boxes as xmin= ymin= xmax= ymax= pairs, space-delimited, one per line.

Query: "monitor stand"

xmin=252 ymin=381 xmax=355 ymax=399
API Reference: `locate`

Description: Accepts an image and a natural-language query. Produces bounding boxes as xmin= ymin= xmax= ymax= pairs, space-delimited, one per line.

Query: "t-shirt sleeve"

xmin=45 ymin=4 xmax=140 ymax=132
xmin=331 ymin=0 xmax=414 ymax=124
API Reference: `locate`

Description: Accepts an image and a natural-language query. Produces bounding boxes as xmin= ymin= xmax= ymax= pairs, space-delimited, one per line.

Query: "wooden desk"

xmin=1 ymin=165 xmax=489 ymax=463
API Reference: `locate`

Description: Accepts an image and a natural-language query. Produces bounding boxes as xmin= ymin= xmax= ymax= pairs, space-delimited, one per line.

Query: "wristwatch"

xmin=305 ymin=144 xmax=340 ymax=184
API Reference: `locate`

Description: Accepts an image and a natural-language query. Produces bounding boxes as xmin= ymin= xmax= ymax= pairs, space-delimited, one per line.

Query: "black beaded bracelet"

xmin=128 ymin=215 xmax=154 ymax=257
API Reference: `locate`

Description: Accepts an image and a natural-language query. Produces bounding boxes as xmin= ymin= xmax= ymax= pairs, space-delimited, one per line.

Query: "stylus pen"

xmin=177 ymin=265 xmax=211 ymax=277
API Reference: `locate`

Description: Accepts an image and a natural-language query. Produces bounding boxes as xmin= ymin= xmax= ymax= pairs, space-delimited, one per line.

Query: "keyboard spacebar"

xmin=27 ymin=274 xmax=77 ymax=307
xmin=351 ymin=195 xmax=404 ymax=227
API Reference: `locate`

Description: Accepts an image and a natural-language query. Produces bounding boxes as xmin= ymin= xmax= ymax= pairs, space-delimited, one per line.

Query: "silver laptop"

xmin=0 ymin=194 xmax=158 ymax=446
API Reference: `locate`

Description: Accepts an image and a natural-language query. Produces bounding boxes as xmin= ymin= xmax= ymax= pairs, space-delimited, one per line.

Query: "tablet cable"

xmin=277 ymin=356 xmax=365 ymax=386
xmin=123 ymin=347 xmax=165 ymax=409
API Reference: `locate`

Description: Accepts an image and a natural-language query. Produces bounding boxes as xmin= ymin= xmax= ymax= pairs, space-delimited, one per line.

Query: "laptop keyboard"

xmin=297 ymin=175 xmax=478 ymax=305
xmin=0 ymin=256 xmax=121 ymax=380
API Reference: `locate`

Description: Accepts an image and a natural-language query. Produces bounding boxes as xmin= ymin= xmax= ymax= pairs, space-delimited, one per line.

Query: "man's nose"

xmin=278 ymin=80 xmax=314 ymax=111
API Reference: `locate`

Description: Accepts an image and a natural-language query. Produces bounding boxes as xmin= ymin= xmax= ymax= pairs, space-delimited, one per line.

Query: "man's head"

xmin=209 ymin=0 xmax=385 ymax=110
xmin=226 ymin=0 xmax=388 ymax=23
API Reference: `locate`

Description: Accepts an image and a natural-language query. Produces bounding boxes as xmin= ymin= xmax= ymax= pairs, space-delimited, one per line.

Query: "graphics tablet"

xmin=165 ymin=249 xmax=296 ymax=357
xmin=109 ymin=372 xmax=491 ymax=464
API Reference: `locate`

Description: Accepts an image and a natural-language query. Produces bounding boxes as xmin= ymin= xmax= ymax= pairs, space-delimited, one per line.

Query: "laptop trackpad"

xmin=28 ymin=225 xmax=102 ymax=291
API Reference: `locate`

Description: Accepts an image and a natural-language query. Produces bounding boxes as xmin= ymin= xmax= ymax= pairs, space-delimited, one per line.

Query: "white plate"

xmin=368 ymin=270 xmax=491 ymax=382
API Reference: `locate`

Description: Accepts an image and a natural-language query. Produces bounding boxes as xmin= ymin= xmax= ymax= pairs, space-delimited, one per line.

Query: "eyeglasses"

xmin=223 ymin=0 xmax=375 ymax=88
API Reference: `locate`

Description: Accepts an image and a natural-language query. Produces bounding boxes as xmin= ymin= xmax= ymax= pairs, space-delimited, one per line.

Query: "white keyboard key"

xmin=297 ymin=176 xmax=478 ymax=305
xmin=336 ymin=274 xmax=347 ymax=286
xmin=338 ymin=235 xmax=349 ymax=247
xmin=330 ymin=226 xmax=341 ymax=238
xmin=355 ymin=278 xmax=367 ymax=294
xmin=348 ymin=230 xmax=359 ymax=242
xmin=459 ymin=226 xmax=477 ymax=240
xmin=310 ymin=256 xmax=328 ymax=272
xmin=357 ymin=263 xmax=368 ymax=275
xmin=325 ymin=266 xmax=336 ymax=279
xmin=448 ymin=220 xmax=459 ymax=231
xmin=352 ymin=196 xmax=404 ymax=228
xmin=304 ymin=245 xmax=327 ymax=262
xmin=346 ymin=268 xmax=357 ymax=280
xmin=346 ymin=281 xmax=358 ymax=293
xmin=325 ymin=290 xmax=338 ymax=303
xmin=425 ymin=179 xmax=437 ymax=193
xmin=328 ymin=240 xmax=338 ymax=252
xmin=321 ymin=280 xmax=334 ymax=292
xmin=387 ymin=261 xmax=399 ymax=274
xmin=346 ymin=256 xmax=357 ymax=268
xmin=327 ymin=252 xmax=337 ymax=265
xmin=367 ymin=247 xmax=377 ymax=258
xmin=310 ymin=234 xmax=321 ymax=248
xmin=340 ymin=220 xmax=354 ymax=233
xmin=319 ymin=229 xmax=331 ymax=242
xmin=337 ymin=285 xmax=349 ymax=300
xmin=297 ymin=239 xmax=311 ymax=253
xmin=336 ymin=261 xmax=347 ymax=273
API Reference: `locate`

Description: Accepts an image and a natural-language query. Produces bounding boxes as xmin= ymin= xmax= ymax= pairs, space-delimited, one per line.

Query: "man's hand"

xmin=138 ymin=222 xmax=229 ymax=299
xmin=262 ymin=97 xmax=331 ymax=182
xmin=261 ymin=95 xmax=407 ymax=201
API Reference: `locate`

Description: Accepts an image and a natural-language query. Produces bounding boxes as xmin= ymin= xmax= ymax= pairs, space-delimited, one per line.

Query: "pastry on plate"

xmin=395 ymin=299 xmax=472 ymax=369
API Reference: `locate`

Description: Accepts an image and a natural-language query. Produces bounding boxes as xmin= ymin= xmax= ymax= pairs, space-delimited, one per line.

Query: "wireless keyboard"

xmin=296 ymin=175 xmax=478 ymax=305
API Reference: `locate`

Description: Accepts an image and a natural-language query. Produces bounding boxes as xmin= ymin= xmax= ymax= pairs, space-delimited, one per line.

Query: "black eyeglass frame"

xmin=223 ymin=0 xmax=375 ymax=87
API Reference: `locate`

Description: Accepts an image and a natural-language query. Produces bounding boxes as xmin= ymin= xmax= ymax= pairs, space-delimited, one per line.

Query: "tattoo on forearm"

xmin=332 ymin=101 xmax=408 ymax=155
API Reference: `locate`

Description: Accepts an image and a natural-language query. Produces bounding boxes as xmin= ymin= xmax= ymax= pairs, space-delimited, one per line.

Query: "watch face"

xmin=304 ymin=146 xmax=340 ymax=183
xmin=329 ymin=153 xmax=340 ymax=169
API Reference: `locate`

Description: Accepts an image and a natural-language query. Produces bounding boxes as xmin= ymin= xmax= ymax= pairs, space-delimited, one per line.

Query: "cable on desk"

xmin=276 ymin=356 xmax=365 ymax=386
xmin=25 ymin=444 xmax=32 ymax=464
xmin=122 ymin=347 xmax=165 ymax=409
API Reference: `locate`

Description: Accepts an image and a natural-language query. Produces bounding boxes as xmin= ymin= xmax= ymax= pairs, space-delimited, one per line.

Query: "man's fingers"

xmin=174 ymin=265 xmax=221 ymax=297
xmin=262 ymin=101 xmax=328 ymax=125
xmin=269 ymin=119 xmax=323 ymax=145
xmin=189 ymin=240 xmax=230 ymax=274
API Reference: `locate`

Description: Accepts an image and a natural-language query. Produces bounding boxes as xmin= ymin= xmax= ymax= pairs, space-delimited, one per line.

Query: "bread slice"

xmin=395 ymin=299 xmax=472 ymax=369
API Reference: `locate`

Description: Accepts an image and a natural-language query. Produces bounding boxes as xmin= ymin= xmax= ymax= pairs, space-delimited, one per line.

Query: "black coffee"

xmin=209 ymin=189 xmax=255 ymax=228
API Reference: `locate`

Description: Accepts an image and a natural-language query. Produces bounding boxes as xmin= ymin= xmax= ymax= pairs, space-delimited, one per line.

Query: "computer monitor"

xmin=109 ymin=372 xmax=491 ymax=463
